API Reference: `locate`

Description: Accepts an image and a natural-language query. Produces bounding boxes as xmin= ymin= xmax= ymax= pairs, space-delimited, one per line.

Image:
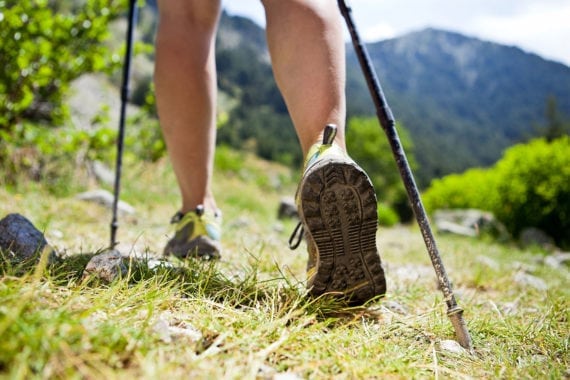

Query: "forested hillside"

xmin=346 ymin=28 xmax=570 ymax=182
xmin=212 ymin=12 xmax=570 ymax=183
xmin=141 ymin=6 xmax=570 ymax=184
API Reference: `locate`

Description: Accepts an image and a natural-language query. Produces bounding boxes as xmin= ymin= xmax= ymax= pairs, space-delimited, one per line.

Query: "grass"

xmin=0 ymin=150 xmax=568 ymax=379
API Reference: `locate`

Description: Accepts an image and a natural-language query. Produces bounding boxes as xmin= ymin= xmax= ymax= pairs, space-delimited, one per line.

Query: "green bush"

xmin=377 ymin=203 xmax=399 ymax=227
xmin=493 ymin=137 xmax=570 ymax=247
xmin=423 ymin=137 xmax=570 ymax=248
xmin=0 ymin=121 xmax=118 ymax=194
xmin=346 ymin=117 xmax=417 ymax=222
xmin=0 ymin=0 xmax=124 ymax=129
xmin=215 ymin=144 xmax=245 ymax=173
xmin=423 ymin=168 xmax=499 ymax=212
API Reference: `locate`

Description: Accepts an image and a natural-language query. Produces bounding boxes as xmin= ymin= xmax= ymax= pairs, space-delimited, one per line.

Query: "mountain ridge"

xmin=141 ymin=8 xmax=570 ymax=184
xmin=344 ymin=27 xmax=570 ymax=181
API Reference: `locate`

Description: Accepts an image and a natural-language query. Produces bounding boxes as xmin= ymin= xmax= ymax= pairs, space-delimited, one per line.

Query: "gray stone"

xmin=383 ymin=300 xmax=409 ymax=315
xmin=500 ymin=301 xmax=519 ymax=315
xmin=152 ymin=316 xmax=202 ymax=344
xmin=76 ymin=189 xmax=135 ymax=215
xmin=435 ymin=220 xmax=477 ymax=237
xmin=90 ymin=160 xmax=115 ymax=186
xmin=519 ymin=227 xmax=555 ymax=249
xmin=82 ymin=249 xmax=127 ymax=283
xmin=0 ymin=213 xmax=57 ymax=263
xmin=543 ymin=251 xmax=570 ymax=269
xmin=277 ymin=197 xmax=298 ymax=220
xmin=476 ymin=255 xmax=500 ymax=270
xmin=513 ymin=272 xmax=548 ymax=291
xmin=439 ymin=339 xmax=467 ymax=355
xmin=433 ymin=209 xmax=509 ymax=240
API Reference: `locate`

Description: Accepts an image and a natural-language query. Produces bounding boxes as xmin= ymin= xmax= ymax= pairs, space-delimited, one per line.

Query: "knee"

xmin=262 ymin=0 xmax=339 ymax=24
xmin=157 ymin=0 xmax=221 ymax=34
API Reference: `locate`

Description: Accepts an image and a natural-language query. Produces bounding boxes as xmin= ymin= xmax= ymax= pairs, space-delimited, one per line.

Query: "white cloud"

xmin=471 ymin=2 xmax=570 ymax=64
xmin=219 ymin=0 xmax=570 ymax=66
xmin=362 ymin=23 xmax=397 ymax=41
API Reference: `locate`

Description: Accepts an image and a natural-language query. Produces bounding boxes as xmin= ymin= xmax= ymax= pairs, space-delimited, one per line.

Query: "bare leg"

xmin=154 ymin=0 xmax=221 ymax=213
xmin=261 ymin=0 xmax=346 ymax=156
xmin=262 ymin=1 xmax=386 ymax=302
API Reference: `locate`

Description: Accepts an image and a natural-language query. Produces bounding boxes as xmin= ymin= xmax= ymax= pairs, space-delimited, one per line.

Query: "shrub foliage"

xmin=423 ymin=137 xmax=570 ymax=248
xmin=0 ymin=0 xmax=124 ymax=129
xmin=346 ymin=117 xmax=417 ymax=222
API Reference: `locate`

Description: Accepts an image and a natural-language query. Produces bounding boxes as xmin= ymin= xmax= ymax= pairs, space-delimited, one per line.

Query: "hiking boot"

xmin=163 ymin=205 xmax=222 ymax=260
xmin=292 ymin=124 xmax=386 ymax=304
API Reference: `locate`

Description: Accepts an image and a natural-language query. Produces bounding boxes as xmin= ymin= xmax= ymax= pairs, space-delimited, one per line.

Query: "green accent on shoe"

xmin=295 ymin=124 xmax=387 ymax=304
xmin=163 ymin=205 xmax=222 ymax=260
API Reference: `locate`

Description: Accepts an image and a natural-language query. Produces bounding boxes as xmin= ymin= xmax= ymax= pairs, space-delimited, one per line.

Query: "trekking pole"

xmin=338 ymin=0 xmax=473 ymax=351
xmin=110 ymin=0 xmax=138 ymax=248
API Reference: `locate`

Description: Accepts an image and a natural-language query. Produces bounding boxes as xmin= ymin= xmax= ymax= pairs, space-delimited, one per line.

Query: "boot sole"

xmin=299 ymin=159 xmax=387 ymax=304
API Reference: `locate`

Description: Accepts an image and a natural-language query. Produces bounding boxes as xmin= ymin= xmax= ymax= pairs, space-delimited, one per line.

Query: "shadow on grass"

xmin=0 ymin=248 xmax=385 ymax=326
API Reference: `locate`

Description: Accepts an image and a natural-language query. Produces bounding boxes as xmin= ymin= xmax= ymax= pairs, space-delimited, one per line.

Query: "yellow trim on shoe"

xmin=164 ymin=206 xmax=222 ymax=260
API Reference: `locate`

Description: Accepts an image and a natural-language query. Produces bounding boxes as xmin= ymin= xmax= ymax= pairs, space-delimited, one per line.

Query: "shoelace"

xmin=170 ymin=205 xmax=221 ymax=224
xmin=288 ymin=222 xmax=304 ymax=250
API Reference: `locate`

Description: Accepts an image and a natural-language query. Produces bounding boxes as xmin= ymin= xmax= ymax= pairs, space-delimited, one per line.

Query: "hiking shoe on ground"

xmin=293 ymin=124 xmax=386 ymax=304
xmin=163 ymin=205 xmax=222 ymax=260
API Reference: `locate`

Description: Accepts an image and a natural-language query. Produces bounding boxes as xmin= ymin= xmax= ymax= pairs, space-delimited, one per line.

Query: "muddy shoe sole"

xmin=299 ymin=158 xmax=387 ymax=304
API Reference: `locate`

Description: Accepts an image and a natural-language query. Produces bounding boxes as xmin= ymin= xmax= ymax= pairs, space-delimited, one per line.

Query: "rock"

xmin=543 ymin=251 xmax=570 ymax=269
xmin=153 ymin=318 xmax=175 ymax=344
xmin=391 ymin=264 xmax=435 ymax=285
xmin=382 ymin=300 xmax=409 ymax=315
xmin=476 ymin=255 xmax=500 ymax=270
xmin=90 ymin=160 xmax=115 ymax=186
xmin=500 ymin=301 xmax=519 ymax=315
xmin=152 ymin=317 xmax=202 ymax=344
xmin=0 ymin=213 xmax=57 ymax=263
xmin=146 ymin=258 xmax=175 ymax=270
xmin=82 ymin=249 xmax=127 ymax=283
xmin=513 ymin=271 xmax=548 ymax=291
xmin=519 ymin=227 xmax=555 ymax=249
xmin=76 ymin=189 xmax=135 ymax=215
xmin=68 ymin=73 xmax=141 ymax=131
xmin=433 ymin=209 xmax=509 ymax=240
xmin=435 ymin=220 xmax=477 ymax=237
xmin=277 ymin=197 xmax=298 ymax=220
xmin=439 ymin=339 xmax=467 ymax=355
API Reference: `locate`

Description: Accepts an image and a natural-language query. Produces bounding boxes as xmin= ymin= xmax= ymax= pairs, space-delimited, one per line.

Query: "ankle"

xmin=181 ymin=197 xmax=218 ymax=215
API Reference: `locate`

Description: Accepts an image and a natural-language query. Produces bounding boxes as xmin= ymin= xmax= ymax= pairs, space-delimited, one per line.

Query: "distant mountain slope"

xmin=346 ymin=28 xmax=570 ymax=182
xmin=142 ymin=9 xmax=570 ymax=185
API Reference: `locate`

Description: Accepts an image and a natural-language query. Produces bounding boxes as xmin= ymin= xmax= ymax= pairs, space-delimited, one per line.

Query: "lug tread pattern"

xmin=300 ymin=159 xmax=387 ymax=304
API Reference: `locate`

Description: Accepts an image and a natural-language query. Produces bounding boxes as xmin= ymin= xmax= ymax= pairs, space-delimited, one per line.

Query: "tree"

xmin=0 ymin=0 xmax=125 ymax=130
xmin=346 ymin=117 xmax=417 ymax=221
xmin=542 ymin=96 xmax=570 ymax=141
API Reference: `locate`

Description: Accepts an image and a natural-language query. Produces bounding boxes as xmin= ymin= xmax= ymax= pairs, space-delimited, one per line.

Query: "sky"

xmin=221 ymin=0 xmax=570 ymax=66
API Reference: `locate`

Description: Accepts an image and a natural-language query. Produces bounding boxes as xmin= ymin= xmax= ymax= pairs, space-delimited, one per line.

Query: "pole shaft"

xmin=111 ymin=0 xmax=137 ymax=248
xmin=338 ymin=0 xmax=472 ymax=350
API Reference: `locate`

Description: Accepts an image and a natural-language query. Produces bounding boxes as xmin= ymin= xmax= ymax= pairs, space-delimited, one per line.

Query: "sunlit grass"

xmin=0 ymin=153 xmax=568 ymax=378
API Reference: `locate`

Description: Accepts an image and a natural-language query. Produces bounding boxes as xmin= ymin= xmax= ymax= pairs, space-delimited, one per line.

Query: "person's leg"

xmin=154 ymin=0 xmax=221 ymax=214
xmin=261 ymin=0 xmax=346 ymax=156
xmin=262 ymin=0 xmax=386 ymax=303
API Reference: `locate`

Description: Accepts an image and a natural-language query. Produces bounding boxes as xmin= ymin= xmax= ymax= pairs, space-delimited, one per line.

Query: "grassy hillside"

xmin=0 ymin=153 xmax=568 ymax=378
